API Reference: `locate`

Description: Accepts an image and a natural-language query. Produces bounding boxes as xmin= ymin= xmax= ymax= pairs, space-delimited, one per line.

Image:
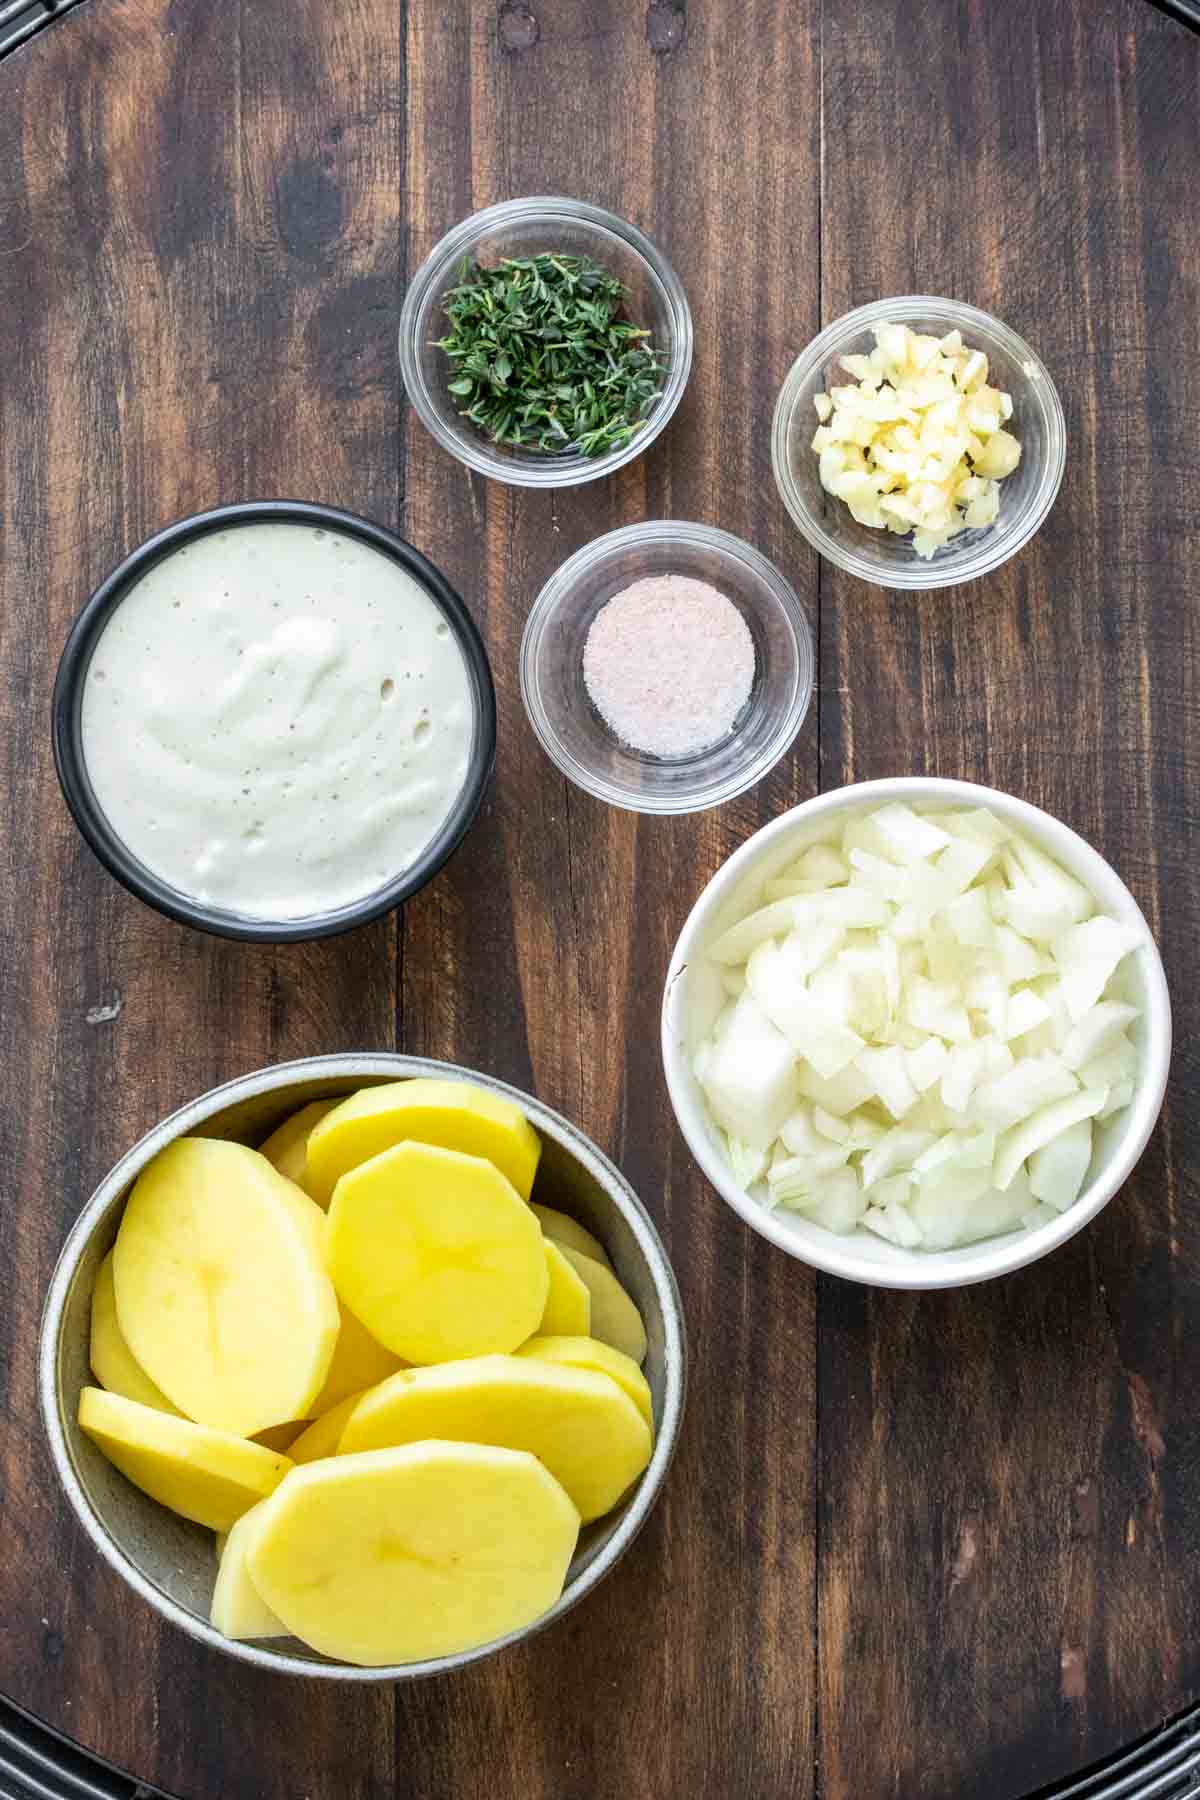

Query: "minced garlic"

xmin=811 ymin=323 xmax=1021 ymax=560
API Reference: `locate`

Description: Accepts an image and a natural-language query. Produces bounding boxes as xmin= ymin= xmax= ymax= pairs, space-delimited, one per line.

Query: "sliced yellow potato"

xmin=539 ymin=1242 xmax=591 ymax=1336
xmin=258 ymin=1100 xmax=336 ymax=1201
xmin=516 ymin=1335 xmax=653 ymax=1427
xmin=557 ymin=1246 xmax=647 ymax=1366
xmin=325 ymin=1142 xmax=548 ymax=1364
xmin=211 ymin=1504 xmax=288 ymax=1640
xmin=310 ymin=1304 xmax=404 ymax=1415
xmin=248 ymin=1443 xmax=580 ymax=1666
xmin=90 ymin=1252 xmax=183 ymax=1416
xmin=306 ymin=1078 xmax=541 ymax=1208
xmin=253 ymin=1422 xmax=306 ymax=1454
xmin=78 ymin=1388 xmax=292 ymax=1533
xmin=112 ymin=1138 xmax=340 ymax=1437
xmin=340 ymin=1355 xmax=651 ymax=1523
xmin=531 ymin=1203 xmax=611 ymax=1268
xmin=287 ymin=1389 xmax=370 ymax=1465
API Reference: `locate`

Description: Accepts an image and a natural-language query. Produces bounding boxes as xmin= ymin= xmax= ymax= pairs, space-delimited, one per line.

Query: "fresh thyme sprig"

xmin=434 ymin=253 xmax=666 ymax=458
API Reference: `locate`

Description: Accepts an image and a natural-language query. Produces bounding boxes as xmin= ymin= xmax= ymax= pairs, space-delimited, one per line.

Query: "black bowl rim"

xmin=51 ymin=501 xmax=497 ymax=943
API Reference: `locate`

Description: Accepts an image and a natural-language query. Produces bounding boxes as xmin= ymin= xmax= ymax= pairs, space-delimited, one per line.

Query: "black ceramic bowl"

xmin=52 ymin=501 xmax=496 ymax=943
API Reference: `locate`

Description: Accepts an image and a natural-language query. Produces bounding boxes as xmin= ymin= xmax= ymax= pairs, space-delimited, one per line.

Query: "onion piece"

xmin=1052 ymin=917 xmax=1144 ymax=1022
xmin=1078 ymin=1035 xmax=1137 ymax=1090
xmin=940 ymin=1043 xmax=984 ymax=1113
xmin=907 ymin=1037 xmax=948 ymax=1093
xmin=904 ymin=977 xmax=971 ymax=1045
xmin=1000 ymin=987 xmax=1052 ymax=1042
xmin=796 ymin=1061 xmax=879 ymax=1116
xmin=700 ymin=993 xmax=800 ymax=1147
xmin=993 ymin=1087 xmax=1109 ymax=1190
xmin=1028 ymin=1118 xmax=1092 ymax=1210
xmin=1061 ymin=1001 xmax=1139 ymax=1071
xmin=726 ymin=1136 xmax=769 ymax=1189
xmin=1098 ymin=1080 xmax=1134 ymax=1119
xmin=813 ymin=1106 xmax=851 ymax=1144
xmin=911 ymin=1167 xmax=1031 ymax=1249
xmin=709 ymin=888 xmax=890 ymax=965
xmin=971 ymin=1054 xmax=1079 ymax=1129
xmin=863 ymin=1202 xmax=922 ymax=1248
xmin=747 ymin=940 xmax=865 ymax=1078
xmin=783 ymin=1166 xmax=864 ymax=1234
xmin=695 ymin=803 xmax=1145 ymax=1252
xmin=854 ymin=1046 xmax=917 ymax=1120
xmin=862 ymin=1127 xmax=937 ymax=1190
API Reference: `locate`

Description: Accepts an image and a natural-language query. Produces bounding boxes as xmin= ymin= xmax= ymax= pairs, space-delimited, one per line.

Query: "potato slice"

xmin=556 ymin=1247 xmax=647 ymax=1366
xmin=78 ymin=1388 xmax=292 ymax=1532
xmin=252 ymin=1422 xmax=306 ymax=1454
xmin=310 ymin=1304 xmax=404 ymax=1415
xmin=212 ymin=1504 xmax=288 ymax=1640
xmin=287 ymin=1390 xmax=370 ymax=1465
xmin=258 ymin=1100 xmax=336 ymax=1201
xmin=539 ymin=1242 xmax=591 ymax=1336
xmin=90 ymin=1252 xmax=182 ymax=1416
xmin=112 ymin=1139 xmax=340 ymax=1437
xmin=248 ymin=1442 xmax=580 ymax=1666
xmin=340 ymin=1355 xmax=651 ymax=1523
xmin=307 ymin=1078 xmax=541 ymax=1208
xmin=326 ymin=1142 xmax=548 ymax=1364
xmin=517 ymin=1335 xmax=653 ymax=1427
xmin=530 ymin=1203 xmax=611 ymax=1268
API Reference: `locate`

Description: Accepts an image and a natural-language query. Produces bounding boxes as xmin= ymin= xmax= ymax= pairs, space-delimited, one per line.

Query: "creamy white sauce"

xmin=81 ymin=522 xmax=475 ymax=919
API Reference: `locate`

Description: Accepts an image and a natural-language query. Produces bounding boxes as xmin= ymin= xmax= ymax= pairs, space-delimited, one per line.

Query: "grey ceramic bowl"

xmin=39 ymin=1055 xmax=686 ymax=1681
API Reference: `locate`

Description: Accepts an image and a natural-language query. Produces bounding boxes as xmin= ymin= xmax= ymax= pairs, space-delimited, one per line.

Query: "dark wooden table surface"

xmin=1 ymin=2 xmax=1198 ymax=1796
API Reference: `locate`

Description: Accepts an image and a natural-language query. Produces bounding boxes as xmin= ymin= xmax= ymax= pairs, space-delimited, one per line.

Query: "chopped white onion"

xmin=695 ymin=803 xmax=1145 ymax=1250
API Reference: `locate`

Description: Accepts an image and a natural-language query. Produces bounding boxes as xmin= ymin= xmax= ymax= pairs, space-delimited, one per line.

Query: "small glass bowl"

xmin=771 ymin=297 xmax=1066 ymax=590
xmin=399 ymin=197 xmax=693 ymax=489
xmin=520 ymin=522 xmax=814 ymax=815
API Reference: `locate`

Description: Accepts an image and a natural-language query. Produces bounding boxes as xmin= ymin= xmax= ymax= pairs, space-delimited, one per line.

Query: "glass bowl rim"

xmin=771 ymin=295 xmax=1067 ymax=590
xmin=398 ymin=196 xmax=694 ymax=490
xmin=519 ymin=520 xmax=815 ymax=815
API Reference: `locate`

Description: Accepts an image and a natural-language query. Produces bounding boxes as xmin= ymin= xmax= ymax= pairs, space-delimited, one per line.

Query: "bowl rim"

xmin=50 ymin=502 xmax=498 ymax=944
xmin=519 ymin=519 xmax=815 ymax=815
xmin=771 ymin=296 xmax=1067 ymax=590
xmin=398 ymin=195 xmax=694 ymax=490
xmin=38 ymin=1053 xmax=687 ymax=1681
xmin=661 ymin=777 xmax=1172 ymax=1290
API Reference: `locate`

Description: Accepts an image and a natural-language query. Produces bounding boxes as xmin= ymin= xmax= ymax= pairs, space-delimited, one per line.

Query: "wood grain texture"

xmin=817 ymin=3 xmax=1200 ymax=1797
xmin=0 ymin=0 xmax=1197 ymax=1797
xmin=0 ymin=0 xmax=402 ymax=1794
xmin=400 ymin=6 xmax=820 ymax=1800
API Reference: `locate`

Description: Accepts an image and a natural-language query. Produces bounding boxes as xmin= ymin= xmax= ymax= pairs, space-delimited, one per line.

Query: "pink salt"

xmin=582 ymin=574 xmax=755 ymax=759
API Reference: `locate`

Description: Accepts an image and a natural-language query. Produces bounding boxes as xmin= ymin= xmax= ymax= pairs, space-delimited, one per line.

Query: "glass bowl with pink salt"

xmin=520 ymin=522 xmax=814 ymax=814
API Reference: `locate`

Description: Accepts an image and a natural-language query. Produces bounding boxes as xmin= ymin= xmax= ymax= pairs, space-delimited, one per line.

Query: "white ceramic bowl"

xmin=39 ymin=1055 xmax=686 ymax=1679
xmin=661 ymin=778 xmax=1171 ymax=1290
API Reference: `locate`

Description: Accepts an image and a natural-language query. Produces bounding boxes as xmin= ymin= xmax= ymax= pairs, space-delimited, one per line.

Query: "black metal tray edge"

xmin=0 ymin=0 xmax=88 ymax=59
xmin=0 ymin=1694 xmax=172 ymax=1800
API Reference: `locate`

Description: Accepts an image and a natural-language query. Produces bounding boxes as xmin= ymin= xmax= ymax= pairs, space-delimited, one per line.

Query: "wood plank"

xmin=817 ymin=2 xmax=1200 ymax=1794
xmin=401 ymin=3 xmax=820 ymax=1797
xmin=2 ymin=0 xmax=1198 ymax=1794
xmin=0 ymin=0 xmax=402 ymax=1793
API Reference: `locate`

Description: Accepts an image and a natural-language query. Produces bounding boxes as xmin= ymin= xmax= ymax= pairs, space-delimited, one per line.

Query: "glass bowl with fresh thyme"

xmin=399 ymin=198 xmax=693 ymax=489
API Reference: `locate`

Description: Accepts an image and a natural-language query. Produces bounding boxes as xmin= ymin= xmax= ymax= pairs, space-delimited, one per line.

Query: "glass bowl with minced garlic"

xmin=772 ymin=298 xmax=1065 ymax=590
xmin=400 ymin=198 xmax=693 ymax=490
